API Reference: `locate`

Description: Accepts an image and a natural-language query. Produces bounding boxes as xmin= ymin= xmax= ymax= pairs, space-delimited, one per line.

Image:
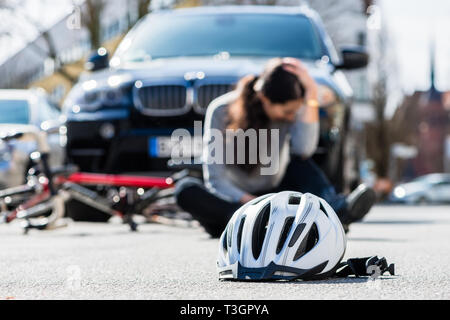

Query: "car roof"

xmin=0 ymin=88 xmax=47 ymax=101
xmin=414 ymin=173 xmax=450 ymax=184
xmin=153 ymin=5 xmax=316 ymax=18
xmin=424 ymin=173 xmax=450 ymax=180
xmin=0 ymin=89 xmax=33 ymax=100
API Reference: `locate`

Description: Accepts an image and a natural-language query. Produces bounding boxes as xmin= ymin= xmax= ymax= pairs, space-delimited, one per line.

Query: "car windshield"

xmin=118 ymin=14 xmax=324 ymax=62
xmin=0 ymin=99 xmax=30 ymax=124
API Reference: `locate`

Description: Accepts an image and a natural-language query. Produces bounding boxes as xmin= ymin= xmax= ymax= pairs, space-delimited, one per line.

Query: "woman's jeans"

xmin=174 ymin=156 xmax=347 ymax=237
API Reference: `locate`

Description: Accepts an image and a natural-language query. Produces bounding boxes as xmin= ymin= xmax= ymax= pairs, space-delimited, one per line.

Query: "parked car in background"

xmin=0 ymin=89 xmax=64 ymax=189
xmin=389 ymin=173 xmax=450 ymax=204
xmin=63 ymin=5 xmax=369 ymax=191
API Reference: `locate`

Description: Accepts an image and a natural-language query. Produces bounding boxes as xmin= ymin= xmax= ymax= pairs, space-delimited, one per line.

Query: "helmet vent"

xmin=227 ymin=222 xmax=234 ymax=248
xmin=236 ymin=216 xmax=246 ymax=254
xmin=319 ymin=201 xmax=329 ymax=217
xmin=222 ymin=229 xmax=228 ymax=254
xmin=251 ymin=194 xmax=272 ymax=206
xmin=276 ymin=217 xmax=295 ymax=254
xmin=252 ymin=203 xmax=271 ymax=260
xmin=288 ymin=195 xmax=301 ymax=205
xmin=294 ymin=223 xmax=319 ymax=261
xmin=288 ymin=223 xmax=307 ymax=247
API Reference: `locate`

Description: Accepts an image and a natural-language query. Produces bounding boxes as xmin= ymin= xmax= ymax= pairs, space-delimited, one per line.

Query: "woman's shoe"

xmin=345 ymin=184 xmax=377 ymax=224
xmin=342 ymin=223 xmax=350 ymax=234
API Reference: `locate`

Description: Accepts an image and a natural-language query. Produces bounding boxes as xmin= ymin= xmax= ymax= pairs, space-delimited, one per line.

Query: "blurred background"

xmin=1 ymin=0 xmax=449 ymax=204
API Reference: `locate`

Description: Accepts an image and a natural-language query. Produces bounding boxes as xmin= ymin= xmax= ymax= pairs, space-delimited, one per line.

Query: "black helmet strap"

xmin=333 ymin=256 xmax=395 ymax=278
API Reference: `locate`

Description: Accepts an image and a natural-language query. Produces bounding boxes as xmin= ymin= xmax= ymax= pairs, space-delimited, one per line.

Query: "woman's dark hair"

xmin=227 ymin=58 xmax=305 ymax=173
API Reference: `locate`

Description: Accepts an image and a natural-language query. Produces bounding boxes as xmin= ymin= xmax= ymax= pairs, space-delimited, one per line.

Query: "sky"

xmin=380 ymin=0 xmax=450 ymax=93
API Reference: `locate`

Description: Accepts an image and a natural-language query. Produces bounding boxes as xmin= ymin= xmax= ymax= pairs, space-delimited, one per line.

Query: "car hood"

xmin=79 ymin=56 xmax=349 ymax=99
xmin=121 ymin=56 xmax=270 ymax=79
xmin=391 ymin=181 xmax=429 ymax=197
xmin=0 ymin=124 xmax=38 ymax=135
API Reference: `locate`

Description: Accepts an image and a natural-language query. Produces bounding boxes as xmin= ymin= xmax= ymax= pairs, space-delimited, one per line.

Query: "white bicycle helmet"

xmin=217 ymin=191 xmax=347 ymax=281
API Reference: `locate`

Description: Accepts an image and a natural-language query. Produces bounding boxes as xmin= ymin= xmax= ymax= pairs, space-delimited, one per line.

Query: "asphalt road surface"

xmin=0 ymin=205 xmax=449 ymax=300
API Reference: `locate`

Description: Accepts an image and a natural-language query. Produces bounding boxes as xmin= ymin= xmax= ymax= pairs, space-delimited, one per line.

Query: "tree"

xmin=0 ymin=0 xmax=78 ymax=84
xmin=81 ymin=0 xmax=106 ymax=50
xmin=368 ymin=65 xmax=390 ymax=179
xmin=137 ymin=0 xmax=151 ymax=19
xmin=365 ymin=2 xmax=399 ymax=190
xmin=305 ymin=0 xmax=365 ymax=47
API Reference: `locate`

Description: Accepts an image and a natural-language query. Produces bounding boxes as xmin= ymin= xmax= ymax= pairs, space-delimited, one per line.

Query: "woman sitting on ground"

xmin=175 ymin=57 xmax=376 ymax=238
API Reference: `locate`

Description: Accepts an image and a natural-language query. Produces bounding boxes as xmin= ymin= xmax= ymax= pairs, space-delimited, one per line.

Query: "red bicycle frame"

xmin=5 ymin=172 xmax=174 ymax=224
xmin=62 ymin=172 xmax=174 ymax=188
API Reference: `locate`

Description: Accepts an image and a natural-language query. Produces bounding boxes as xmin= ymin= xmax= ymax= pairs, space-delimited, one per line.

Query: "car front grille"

xmin=195 ymin=84 xmax=235 ymax=113
xmin=135 ymin=85 xmax=188 ymax=116
xmin=134 ymin=82 xmax=235 ymax=116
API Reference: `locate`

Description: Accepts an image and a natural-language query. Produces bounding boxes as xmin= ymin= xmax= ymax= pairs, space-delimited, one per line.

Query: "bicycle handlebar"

xmin=0 ymin=127 xmax=51 ymax=154
xmin=0 ymin=132 xmax=24 ymax=141
xmin=1 ymin=127 xmax=55 ymax=196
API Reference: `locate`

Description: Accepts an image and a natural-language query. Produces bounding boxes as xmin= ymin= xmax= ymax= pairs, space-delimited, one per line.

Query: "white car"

xmin=389 ymin=174 xmax=450 ymax=204
xmin=0 ymin=89 xmax=65 ymax=189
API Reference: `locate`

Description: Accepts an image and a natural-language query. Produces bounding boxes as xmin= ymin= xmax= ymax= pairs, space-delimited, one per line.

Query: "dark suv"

xmin=62 ymin=5 xmax=368 ymax=191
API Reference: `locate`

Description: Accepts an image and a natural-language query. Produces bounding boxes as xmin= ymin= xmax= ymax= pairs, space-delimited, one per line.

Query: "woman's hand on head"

xmin=282 ymin=57 xmax=318 ymax=101
xmin=282 ymin=57 xmax=319 ymax=123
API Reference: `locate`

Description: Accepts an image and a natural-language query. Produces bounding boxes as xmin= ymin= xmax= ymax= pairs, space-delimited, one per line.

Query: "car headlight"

xmin=393 ymin=187 xmax=406 ymax=199
xmin=64 ymin=76 xmax=131 ymax=113
xmin=79 ymin=86 xmax=124 ymax=112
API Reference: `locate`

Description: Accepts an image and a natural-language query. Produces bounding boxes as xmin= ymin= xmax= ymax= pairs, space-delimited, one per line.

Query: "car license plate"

xmin=148 ymin=136 xmax=202 ymax=158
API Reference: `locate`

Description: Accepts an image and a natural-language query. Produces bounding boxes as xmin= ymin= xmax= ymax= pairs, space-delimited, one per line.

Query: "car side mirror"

xmin=85 ymin=47 xmax=109 ymax=72
xmin=335 ymin=46 xmax=369 ymax=70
